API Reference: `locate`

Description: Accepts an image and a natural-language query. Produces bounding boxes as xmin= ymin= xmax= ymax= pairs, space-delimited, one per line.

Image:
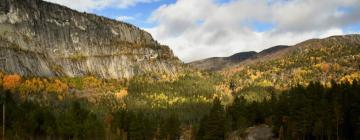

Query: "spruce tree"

xmin=202 ymin=98 xmax=226 ymax=140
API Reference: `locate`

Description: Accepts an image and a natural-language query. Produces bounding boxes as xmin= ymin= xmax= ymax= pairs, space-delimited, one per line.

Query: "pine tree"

xmin=227 ymin=96 xmax=248 ymax=131
xmin=127 ymin=112 xmax=144 ymax=140
xmin=200 ymin=98 xmax=226 ymax=140
xmin=162 ymin=114 xmax=181 ymax=140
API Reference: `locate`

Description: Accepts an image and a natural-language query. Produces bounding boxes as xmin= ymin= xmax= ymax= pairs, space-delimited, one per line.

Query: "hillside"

xmin=0 ymin=0 xmax=359 ymax=139
xmin=188 ymin=51 xmax=257 ymax=71
xmin=189 ymin=45 xmax=290 ymax=71
xmin=0 ymin=33 xmax=359 ymax=139
xmin=221 ymin=35 xmax=360 ymax=100
xmin=0 ymin=0 xmax=182 ymax=79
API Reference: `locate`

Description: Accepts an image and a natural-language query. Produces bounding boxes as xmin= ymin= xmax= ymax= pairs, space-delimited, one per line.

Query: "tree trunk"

xmin=2 ymin=103 xmax=5 ymax=140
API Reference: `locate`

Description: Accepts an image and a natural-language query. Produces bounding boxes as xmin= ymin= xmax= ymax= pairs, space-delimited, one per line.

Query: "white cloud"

xmin=44 ymin=0 xmax=159 ymax=11
xmin=148 ymin=0 xmax=360 ymax=62
xmin=116 ymin=16 xmax=135 ymax=21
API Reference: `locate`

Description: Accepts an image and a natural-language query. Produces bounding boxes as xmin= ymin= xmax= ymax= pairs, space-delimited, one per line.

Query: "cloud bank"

xmin=147 ymin=0 xmax=360 ymax=62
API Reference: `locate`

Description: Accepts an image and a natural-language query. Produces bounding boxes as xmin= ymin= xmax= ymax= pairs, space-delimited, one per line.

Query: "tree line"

xmin=197 ymin=80 xmax=360 ymax=140
xmin=0 ymin=88 xmax=184 ymax=139
xmin=0 ymin=75 xmax=359 ymax=139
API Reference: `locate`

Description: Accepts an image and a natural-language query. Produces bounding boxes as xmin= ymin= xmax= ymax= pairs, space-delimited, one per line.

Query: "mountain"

xmin=188 ymin=51 xmax=257 ymax=71
xmin=222 ymin=34 xmax=360 ymax=94
xmin=0 ymin=0 xmax=182 ymax=79
xmin=188 ymin=45 xmax=290 ymax=71
xmin=257 ymin=45 xmax=290 ymax=56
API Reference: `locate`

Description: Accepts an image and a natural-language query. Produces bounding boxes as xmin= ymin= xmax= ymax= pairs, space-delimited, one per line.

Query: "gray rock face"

xmin=0 ymin=0 xmax=182 ymax=78
xmin=227 ymin=125 xmax=274 ymax=140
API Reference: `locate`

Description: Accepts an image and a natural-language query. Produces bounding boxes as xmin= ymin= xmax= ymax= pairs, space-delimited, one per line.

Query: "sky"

xmin=44 ymin=0 xmax=360 ymax=62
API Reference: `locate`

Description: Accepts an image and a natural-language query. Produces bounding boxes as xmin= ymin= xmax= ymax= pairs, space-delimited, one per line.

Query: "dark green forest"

xmin=198 ymin=81 xmax=360 ymax=140
xmin=0 ymin=79 xmax=359 ymax=139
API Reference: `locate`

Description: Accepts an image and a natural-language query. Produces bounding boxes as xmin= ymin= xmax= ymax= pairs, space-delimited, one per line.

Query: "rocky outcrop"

xmin=0 ymin=0 xmax=182 ymax=78
xmin=227 ymin=125 xmax=274 ymax=140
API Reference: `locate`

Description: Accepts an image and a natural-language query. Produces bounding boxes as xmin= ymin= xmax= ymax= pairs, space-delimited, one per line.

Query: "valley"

xmin=0 ymin=0 xmax=359 ymax=140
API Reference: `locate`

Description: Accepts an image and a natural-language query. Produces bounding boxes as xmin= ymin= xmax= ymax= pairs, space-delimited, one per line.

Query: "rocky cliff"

xmin=0 ymin=0 xmax=182 ymax=78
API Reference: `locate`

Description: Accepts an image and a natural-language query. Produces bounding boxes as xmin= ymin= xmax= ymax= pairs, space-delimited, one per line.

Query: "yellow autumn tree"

xmin=115 ymin=88 xmax=128 ymax=100
xmin=46 ymin=79 xmax=68 ymax=94
xmin=340 ymin=72 xmax=360 ymax=84
xmin=0 ymin=71 xmax=4 ymax=88
xmin=83 ymin=76 xmax=102 ymax=89
xmin=332 ymin=63 xmax=341 ymax=72
xmin=19 ymin=78 xmax=46 ymax=95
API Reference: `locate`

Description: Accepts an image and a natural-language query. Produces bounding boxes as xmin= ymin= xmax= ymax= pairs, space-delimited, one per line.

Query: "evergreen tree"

xmin=198 ymin=98 xmax=226 ymax=140
xmin=226 ymin=96 xmax=248 ymax=131
xmin=161 ymin=114 xmax=181 ymax=140
xmin=127 ymin=112 xmax=144 ymax=140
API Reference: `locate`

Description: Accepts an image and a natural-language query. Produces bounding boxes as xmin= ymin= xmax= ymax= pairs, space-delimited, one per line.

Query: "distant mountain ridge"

xmin=189 ymin=35 xmax=360 ymax=72
xmin=221 ymin=34 xmax=360 ymax=92
xmin=188 ymin=51 xmax=256 ymax=71
xmin=188 ymin=45 xmax=290 ymax=71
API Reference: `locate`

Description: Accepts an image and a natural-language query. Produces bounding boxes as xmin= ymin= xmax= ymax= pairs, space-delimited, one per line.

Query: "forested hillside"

xmin=0 ymin=71 xmax=219 ymax=139
xmin=198 ymin=81 xmax=360 ymax=140
xmin=0 ymin=35 xmax=360 ymax=139
xmin=0 ymin=6 xmax=360 ymax=138
xmin=0 ymin=0 xmax=359 ymax=139
xmin=1 ymin=71 xmax=359 ymax=139
xmin=221 ymin=35 xmax=360 ymax=102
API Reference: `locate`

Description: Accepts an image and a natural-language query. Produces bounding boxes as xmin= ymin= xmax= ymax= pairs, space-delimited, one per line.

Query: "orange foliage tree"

xmin=3 ymin=74 xmax=22 ymax=90
xmin=321 ymin=63 xmax=330 ymax=73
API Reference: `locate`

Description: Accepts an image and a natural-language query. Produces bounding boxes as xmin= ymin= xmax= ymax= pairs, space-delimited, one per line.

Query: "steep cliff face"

xmin=0 ymin=0 xmax=182 ymax=78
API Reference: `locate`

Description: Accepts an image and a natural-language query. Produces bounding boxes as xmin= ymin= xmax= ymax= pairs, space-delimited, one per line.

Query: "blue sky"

xmin=344 ymin=22 xmax=360 ymax=33
xmin=45 ymin=0 xmax=360 ymax=62
xmin=87 ymin=0 xmax=360 ymax=34
xmin=93 ymin=0 xmax=176 ymax=28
